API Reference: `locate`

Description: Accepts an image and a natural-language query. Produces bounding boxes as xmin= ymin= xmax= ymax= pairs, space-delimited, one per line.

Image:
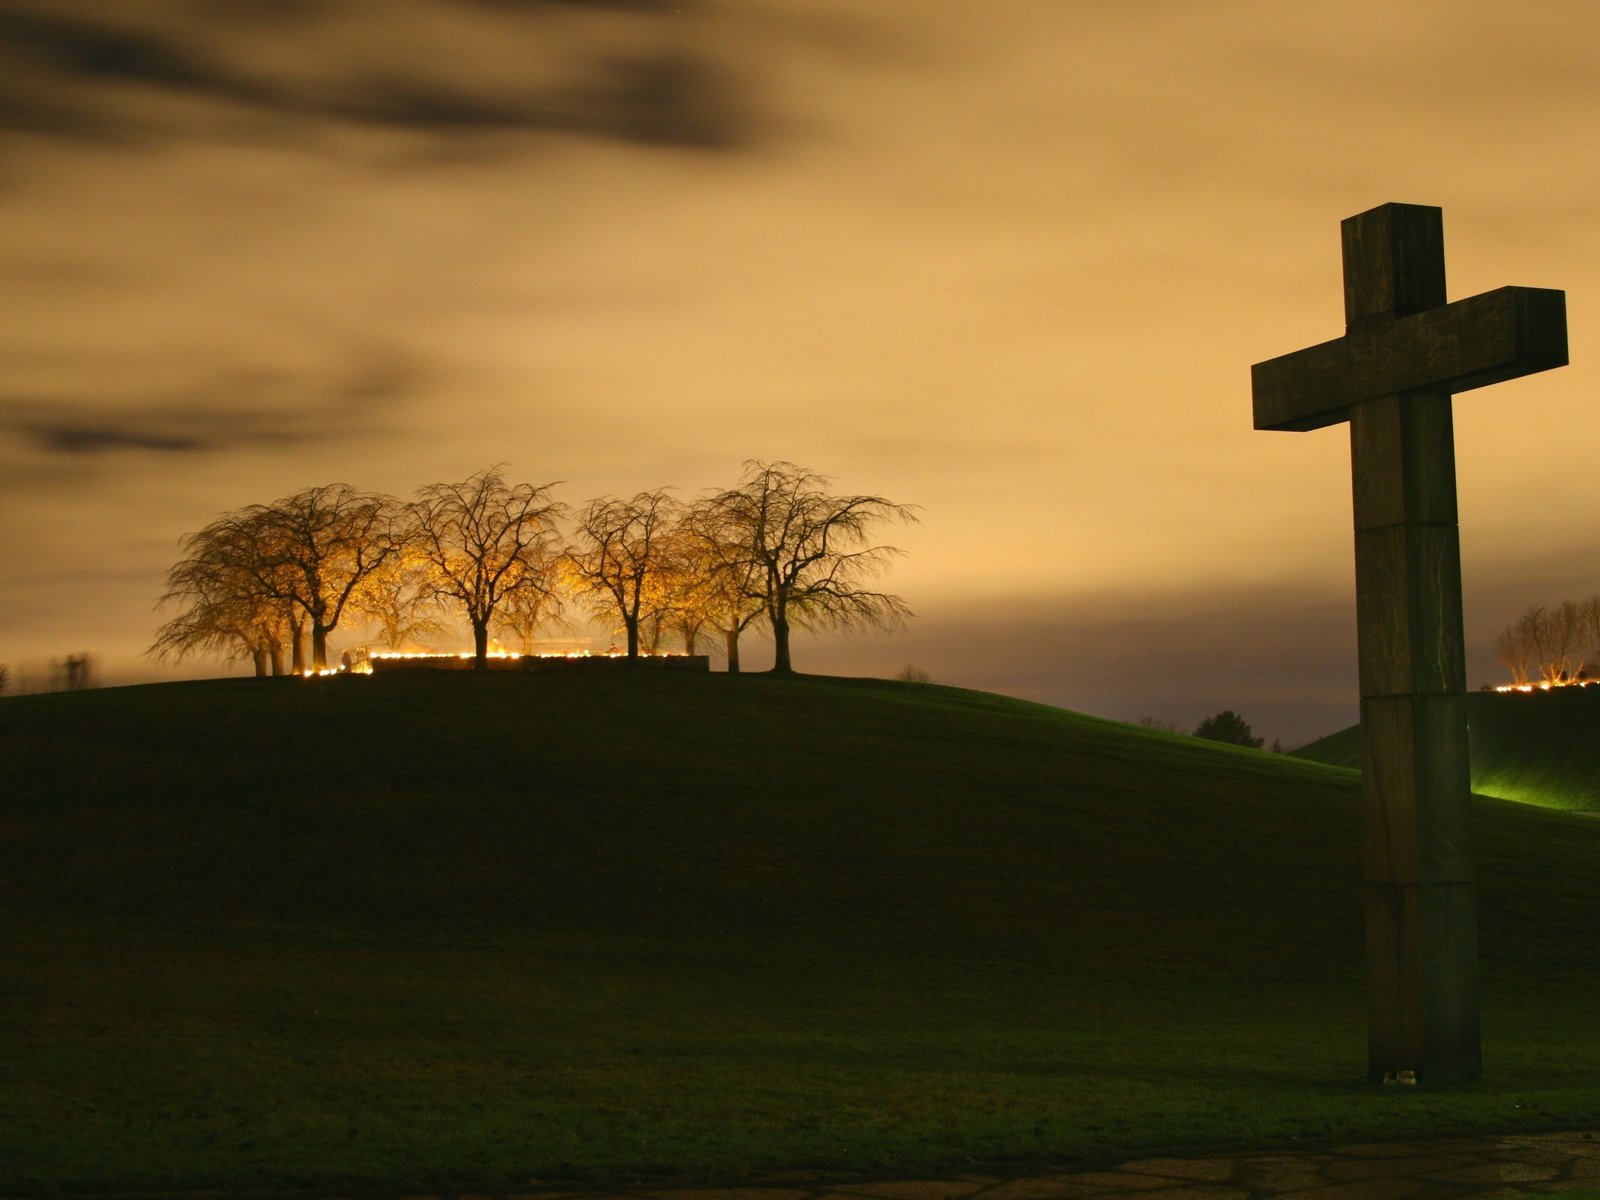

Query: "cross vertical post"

xmin=1251 ymin=203 xmax=1567 ymax=1084
xmin=1343 ymin=206 xmax=1477 ymax=1083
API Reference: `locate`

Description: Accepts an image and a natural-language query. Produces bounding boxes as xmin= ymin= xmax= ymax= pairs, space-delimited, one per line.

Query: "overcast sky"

xmin=3 ymin=0 xmax=1597 ymax=745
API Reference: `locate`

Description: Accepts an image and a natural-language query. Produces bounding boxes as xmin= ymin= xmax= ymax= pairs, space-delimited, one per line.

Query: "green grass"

xmin=3 ymin=671 xmax=1600 ymax=1191
xmin=1294 ymin=686 xmax=1600 ymax=810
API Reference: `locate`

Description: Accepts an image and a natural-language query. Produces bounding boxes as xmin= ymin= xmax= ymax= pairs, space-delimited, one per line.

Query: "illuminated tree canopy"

xmin=700 ymin=460 xmax=916 ymax=674
xmin=408 ymin=467 xmax=565 ymax=670
xmin=565 ymin=489 xmax=679 ymax=663
xmin=1495 ymin=598 xmax=1600 ymax=688
xmin=150 ymin=463 xmax=915 ymax=675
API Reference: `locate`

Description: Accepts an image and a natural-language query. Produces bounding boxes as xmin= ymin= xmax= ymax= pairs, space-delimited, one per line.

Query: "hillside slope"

xmin=4 ymin=672 xmax=1600 ymax=1190
xmin=4 ymin=671 xmax=1367 ymax=959
xmin=1294 ymin=686 xmax=1600 ymax=810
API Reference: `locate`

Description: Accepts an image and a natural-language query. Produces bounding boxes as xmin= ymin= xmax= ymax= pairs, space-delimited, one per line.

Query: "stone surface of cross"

xmin=1251 ymin=203 xmax=1567 ymax=1084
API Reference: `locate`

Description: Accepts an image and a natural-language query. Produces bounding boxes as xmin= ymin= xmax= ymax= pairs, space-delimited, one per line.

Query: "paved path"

xmin=25 ymin=1131 xmax=1600 ymax=1200
xmin=380 ymin=1131 xmax=1600 ymax=1200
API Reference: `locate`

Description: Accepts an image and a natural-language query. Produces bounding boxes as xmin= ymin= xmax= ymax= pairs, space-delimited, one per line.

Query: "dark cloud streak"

xmin=461 ymin=1 xmax=686 ymax=12
xmin=0 ymin=1 xmax=760 ymax=149
xmin=0 ymin=9 xmax=231 ymax=89
xmin=0 ymin=352 xmax=419 ymax=464
xmin=31 ymin=426 xmax=210 ymax=455
xmin=2 ymin=402 xmax=308 ymax=457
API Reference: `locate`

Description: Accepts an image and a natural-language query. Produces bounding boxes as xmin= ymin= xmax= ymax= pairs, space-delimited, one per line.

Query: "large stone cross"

xmin=1252 ymin=203 xmax=1567 ymax=1084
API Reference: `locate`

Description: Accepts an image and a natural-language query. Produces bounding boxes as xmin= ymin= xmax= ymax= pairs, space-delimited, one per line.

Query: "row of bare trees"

xmin=1494 ymin=598 xmax=1600 ymax=686
xmin=152 ymin=461 xmax=915 ymax=676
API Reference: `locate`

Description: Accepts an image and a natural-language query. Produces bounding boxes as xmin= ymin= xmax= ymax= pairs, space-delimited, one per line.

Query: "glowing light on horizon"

xmin=296 ymin=647 xmax=691 ymax=678
xmin=1493 ymin=679 xmax=1599 ymax=694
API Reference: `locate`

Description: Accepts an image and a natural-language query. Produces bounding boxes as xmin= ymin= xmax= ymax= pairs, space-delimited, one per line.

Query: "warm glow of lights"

xmin=1493 ymin=679 xmax=1599 ymax=694
xmin=364 ymin=650 xmax=599 ymax=660
xmin=294 ymin=647 xmax=693 ymax=678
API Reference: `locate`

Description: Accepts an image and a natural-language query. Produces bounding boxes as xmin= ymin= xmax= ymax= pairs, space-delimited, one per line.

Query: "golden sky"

xmin=3 ymin=0 xmax=1597 ymax=744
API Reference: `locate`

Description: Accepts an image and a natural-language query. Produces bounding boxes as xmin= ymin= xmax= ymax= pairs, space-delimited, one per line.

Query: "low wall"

xmin=367 ymin=654 xmax=710 ymax=674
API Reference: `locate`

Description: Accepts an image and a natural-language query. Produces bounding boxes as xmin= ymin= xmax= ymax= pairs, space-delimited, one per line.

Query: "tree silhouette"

xmin=152 ymin=508 xmax=302 ymax=675
xmin=701 ymin=460 xmax=914 ymax=673
xmin=566 ymin=489 xmax=679 ymax=662
xmin=149 ymin=462 xmax=919 ymax=675
xmin=1495 ymin=600 xmax=1595 ymax=687
xmin=408 ymin=467 xmax=565 ymax=669
xmin=242 ymin=485 xmax=402 ymax=671
xmin=347 ymin=549 xmax=443 ymax=653
xmin=1193 ymin=710 xmax=1264 ymax=749
xmin=636 ymin=522 xmax=713 ymax=655
xmin=679 ymin=495 xmax=768 ymax=672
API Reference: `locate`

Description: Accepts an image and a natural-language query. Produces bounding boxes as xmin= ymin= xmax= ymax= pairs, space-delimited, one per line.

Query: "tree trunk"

xmin=473 ymin=619 xmax=490 ymax=670
xmin=724 ymin=626 xmax=740 ymax=674
xmin=252 ymin=643 xmax=269 ymax=677
xmin=684 ymin=627 xmax=698 ymax=655
xmin=291 ymin=622 xmax=307 ymax=674
xmin=268 ymin=641 xmax=285 ymax=676
xmin=312 ymin=624 xmax=329 ymax=671
xmin=625 ymin=617 xmax=640 ymax=662
xmin=771 ymin=613 xmax=792 ymax=673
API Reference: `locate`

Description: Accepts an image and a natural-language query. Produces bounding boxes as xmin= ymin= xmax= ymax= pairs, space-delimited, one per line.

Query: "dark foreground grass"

xmin=3 ymin=672 xmax=1600 ymax=1191
xmin=1295 ymin=686 xmax=1600 ymax=810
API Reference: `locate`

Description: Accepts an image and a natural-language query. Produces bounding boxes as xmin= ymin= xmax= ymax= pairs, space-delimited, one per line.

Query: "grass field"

xmin=1294 ymin=686 xmax=1600 ymax=810
xmin=4 ymin=671 xmax=1600 ymax=1192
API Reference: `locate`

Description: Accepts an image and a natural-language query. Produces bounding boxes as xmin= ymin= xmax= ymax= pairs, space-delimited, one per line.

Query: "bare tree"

xmin=151 ymin=509 xmax=301 ymax=675
xmin=234 ymin=484 xmax=402 ymax=671
xmin=1516 ymin=602 xmax=1587 ymax=685
xmin=1522 ymin=606 xmax=1556 ymax=683
xmin=492 ymin=562 xmax=568 ymax=654
xmin=701 ymin=460 xmax=915 ymax=673
xmin=567 ymin=489 xmax=678 ymax=661
xmin=635 ymin=518 xmax=728 ymax=657
xmin=1554 ymin=600 xmax=1589 ymax=682
xmin=407 ymin=468 xmax=565 ymax=669
xmin=680 ymin=495 xmax=767 ymax=672
xmin=1136 ymin=715 xmax=1182 ymax=733
xmin=151 ymin=592 xmax=293 ymax=676
xmin=1494 ymin=622 xmax=1536 ymax=687
xmin=1495 ymin=597 xmax=1600 ymax=687
xmin=1583 ymin=596 xmax=1600 ymax=676
xmin=347 ymin=548 xmax=444 ymax=652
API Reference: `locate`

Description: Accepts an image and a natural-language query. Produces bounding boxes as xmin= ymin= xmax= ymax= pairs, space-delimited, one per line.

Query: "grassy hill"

xmin=1294 ymin=686 xmax=1600 ymax=810
xmin=4 ymin=671 xmax=1600 ymax=1191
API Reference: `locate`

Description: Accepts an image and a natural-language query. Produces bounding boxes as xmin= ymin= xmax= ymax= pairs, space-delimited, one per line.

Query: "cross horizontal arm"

xmin=1252 ymin=285 xmax=1567 ymax=432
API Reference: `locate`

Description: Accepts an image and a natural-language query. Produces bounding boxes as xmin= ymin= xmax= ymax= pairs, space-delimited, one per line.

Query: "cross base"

xmin=1365 ymin=879 xmax=1481 ymax=1083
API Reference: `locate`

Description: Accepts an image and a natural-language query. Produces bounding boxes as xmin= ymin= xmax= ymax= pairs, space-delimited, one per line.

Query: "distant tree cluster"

xmin=1192 ymin=709 xmax=1264 ymax=748
xmin=151 ymin=461 xmax=915 ymax=676
xmin=1140 ymin=710 xmax=1267 ymax=749
xmin=1494 ymin=598 xmax=1600 ymax=687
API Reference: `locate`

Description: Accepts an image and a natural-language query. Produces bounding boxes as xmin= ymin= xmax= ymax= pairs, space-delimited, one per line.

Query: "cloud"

xmin=0 ymin=6 xmax=277 ymax=139
xmin=2 ymin=404 xmax=294 ymax=456
xmin=0 ymin=0 xmax=762 ymax=149
xmin=0 ymin=9 xmax=237 ymax=90
xmin=25 ymin=424 xmax=210 ymax=455
xmin=0 ymin=354 xmax=418 ymax=465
